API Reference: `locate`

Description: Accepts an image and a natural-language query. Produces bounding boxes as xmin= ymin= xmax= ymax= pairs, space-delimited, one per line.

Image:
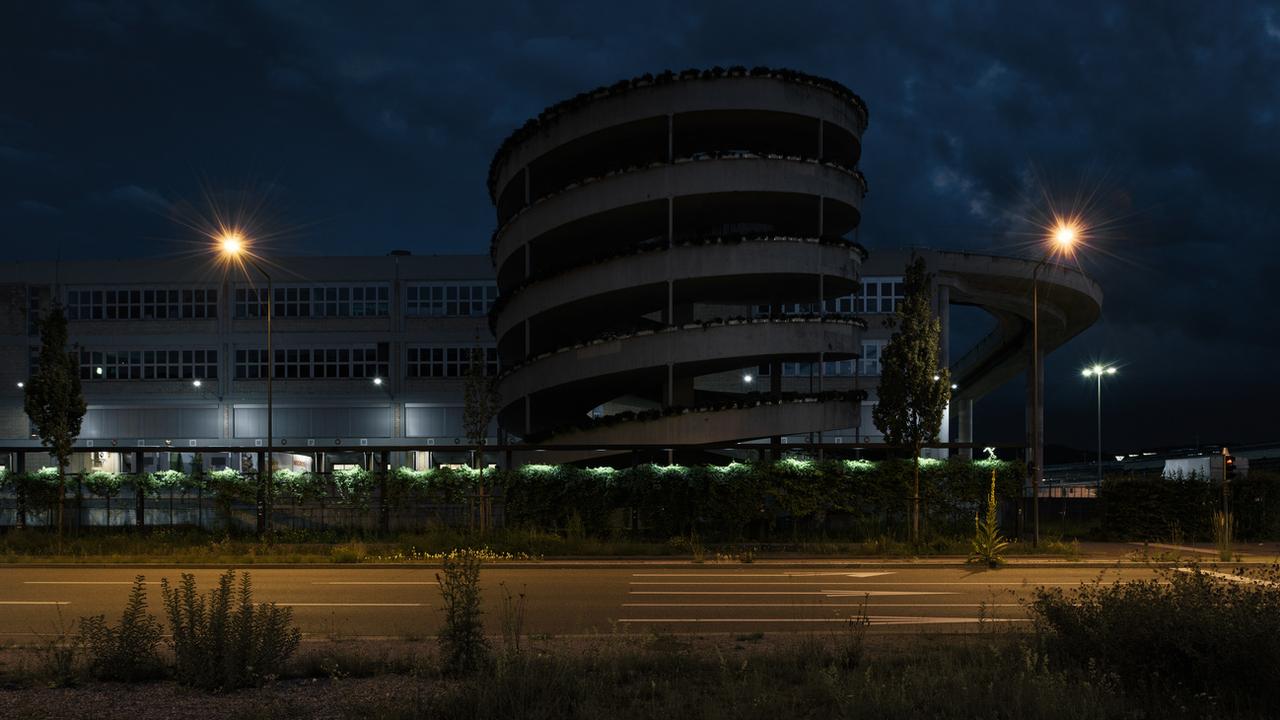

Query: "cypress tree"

xmin=872 ymin=256 xmax=951 ymax=542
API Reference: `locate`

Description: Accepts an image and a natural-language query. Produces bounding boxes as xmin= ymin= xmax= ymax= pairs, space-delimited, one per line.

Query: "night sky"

xmin=3 ymin=2 xmax=1277 ymax=453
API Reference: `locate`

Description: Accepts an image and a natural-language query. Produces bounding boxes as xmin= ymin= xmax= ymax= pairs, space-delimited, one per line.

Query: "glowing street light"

xmin=372 ymin=377 xmax=383 ymax=386
xmin=220 ymin=233 xmax=244 ymax=255
xmin=1082 ymin=364 xmax=1119 ymax=487
xmin=218 ymin=231 xmax=273 ymax=536
xmin=16 ymin=382 xmax=23 ymax=389
xmin=1028 ymin=217 xmax=1082 ymax=546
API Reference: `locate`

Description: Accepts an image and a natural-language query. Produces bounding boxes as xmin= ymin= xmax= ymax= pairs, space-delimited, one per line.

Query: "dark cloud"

xmin=1 ymin=0 xmax=1276 ymax=449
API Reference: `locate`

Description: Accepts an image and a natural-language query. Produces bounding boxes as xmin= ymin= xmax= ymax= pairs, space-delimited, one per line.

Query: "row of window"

xmin=231 ymin=345 xmax=498 ymax=380
xmin=752 ymin=277 xmax=907 ymax=317
xmin=407 ymin=347 xmax=499 ymax=377
xmin=234 ymin=286 xmax=391 ymax=319
xmin=60 ymin=346 xmax=501 ymax=382
xmin=79 ymin=349 xmax=219 ymax=381
xmin=405 ymin=283 xmax=498 ymax=317
xmin=59 ymin=282 xmax=498 ymax=322
xmin=66 ymin=288 xmax=219 ymax=321
xmin=234 ymin=346 xmax=390 ymax=379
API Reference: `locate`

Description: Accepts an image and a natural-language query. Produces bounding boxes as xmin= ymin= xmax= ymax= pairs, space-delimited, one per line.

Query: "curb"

xmin=1 ymin=558 xmax=1274 ymax=571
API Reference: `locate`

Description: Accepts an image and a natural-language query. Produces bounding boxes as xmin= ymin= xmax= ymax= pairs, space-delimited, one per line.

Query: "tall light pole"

xmin=220 ymin=234 xmax=272 ymax=536
xmin=1028 ymin=221 xmax=1079 ymax=546
xmin=1081 ymin=365 xmax=1117 ymax=487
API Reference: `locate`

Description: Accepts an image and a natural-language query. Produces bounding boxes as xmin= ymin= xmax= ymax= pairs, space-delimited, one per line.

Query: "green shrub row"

xmin=3 ymin=459 xmax=1023 ymax=538
xmin=1099 ymin=471 xmax=1280 ymax=540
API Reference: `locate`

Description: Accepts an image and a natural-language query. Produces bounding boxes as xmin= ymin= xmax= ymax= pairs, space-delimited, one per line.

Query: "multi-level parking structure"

xmin=487 ymin=67 xmax=872 ymax=445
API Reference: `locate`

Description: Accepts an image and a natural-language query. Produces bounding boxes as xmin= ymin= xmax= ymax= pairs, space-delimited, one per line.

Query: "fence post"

xmin=134 ymin=450 xmax=145 ymax=530
xmin=378 ymin=450 xmax=390 ymax=535
xmin=15 ymin=451 xmax=26 ymax=529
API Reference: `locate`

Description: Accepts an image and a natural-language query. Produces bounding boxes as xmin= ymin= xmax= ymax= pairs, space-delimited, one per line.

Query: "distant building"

xmin=0 ymin=253 xmax=494 ymax=473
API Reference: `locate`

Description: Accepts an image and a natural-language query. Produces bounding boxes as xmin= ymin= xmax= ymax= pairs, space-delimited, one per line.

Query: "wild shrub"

xmin=968 ymin=469 xmax=1009 ymax=567
xmin=160 ymin=569 xmax=301 ymax=690
xmin=32 ymin=608 xmax=80 ymax=688
xmin=79 ymin=575 xmax=164 ymax=682
xmin=437 ymin=549 xmax=489 ymax=673
xmin=497 ymin=581 xmax=527 ymax=654
xmin=1031 ymin=564 xmax=1280 ymax=707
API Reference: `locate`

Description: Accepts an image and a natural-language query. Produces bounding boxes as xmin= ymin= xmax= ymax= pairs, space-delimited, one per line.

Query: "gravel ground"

xmin=2 ymin=675 xmax=427 ymax=720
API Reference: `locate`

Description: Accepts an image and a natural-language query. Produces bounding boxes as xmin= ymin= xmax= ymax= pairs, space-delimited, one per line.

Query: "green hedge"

xmin=496 ymin=458 xmax=1022 ymax=539
xmin=1100 ymin=471 xmax=1280 ymax=541
xmin=6 ymin=459 xmax=1022 ymax=539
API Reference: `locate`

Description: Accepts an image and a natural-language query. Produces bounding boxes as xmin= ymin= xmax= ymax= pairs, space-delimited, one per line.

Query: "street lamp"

xmin=1029 ymin=219 xmax=1080 ymax=546
xmin=219 ymin=233 xmax=273 ymax=536
xmin=1081 ymin=364 xmax=1117 ymax=487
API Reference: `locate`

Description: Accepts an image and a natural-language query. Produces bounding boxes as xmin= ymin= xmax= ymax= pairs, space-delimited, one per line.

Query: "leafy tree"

xmin=872 ymin=256 xmax=950 ymax=542
xmin=22 ymin=300 xmax=87 ymax=540
xmin=462 ymin=345 xmax=501 ymax=533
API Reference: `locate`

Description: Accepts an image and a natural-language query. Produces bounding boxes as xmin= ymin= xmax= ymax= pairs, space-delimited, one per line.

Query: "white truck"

xmin=1162 ymin=453 xmax=1249 ymax=480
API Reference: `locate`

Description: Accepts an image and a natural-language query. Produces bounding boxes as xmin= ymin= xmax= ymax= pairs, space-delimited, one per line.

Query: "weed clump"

xmin=437 ymin=549 xmax=489 ymax=673
xmin=1031 ymin=563 xmax=1280 ymax=709
xmin=79 ymin=575 xmax=164 ymax=682
xmin=160 ymin=569 xmax=301 ymax=690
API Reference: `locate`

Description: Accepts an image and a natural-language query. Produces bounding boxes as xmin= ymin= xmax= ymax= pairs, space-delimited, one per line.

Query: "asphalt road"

xmin=0 ymin=564 xmax=1161 ymax=639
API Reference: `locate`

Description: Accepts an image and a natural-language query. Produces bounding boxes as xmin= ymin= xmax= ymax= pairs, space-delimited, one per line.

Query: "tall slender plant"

xmin=462 ymin=345 xmax=501 ymax=533
xmin=970 ymin=468 xmax=1009 ymax=567
xmin=23 ymin=300 xmax=87 ymax=541
xmin=872 ymin=256 xmax=950 ymax=543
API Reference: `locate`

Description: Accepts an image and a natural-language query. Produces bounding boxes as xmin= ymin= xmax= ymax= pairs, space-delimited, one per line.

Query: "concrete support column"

xmin=956 ymin=397 xmax=974 ymax=459
xmin=667 ymin=113 xmax=674 ymax=163
xmin=523 ymin=396 xmax=532 ymax=437
xmin=817 ymin=119 xmax=824 ymax=159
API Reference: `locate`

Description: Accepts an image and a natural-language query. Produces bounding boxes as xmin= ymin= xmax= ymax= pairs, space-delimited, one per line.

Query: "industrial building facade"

xmin=0 ymin=253 xmax=497 ymax=473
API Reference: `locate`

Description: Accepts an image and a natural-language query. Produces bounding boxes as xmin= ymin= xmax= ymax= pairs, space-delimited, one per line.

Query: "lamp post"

xmin=1028 ymin=222 xmax=1078 ymax=547
xmin=220 ymin=234 xmax=272 ymax=536
xmin=1081 ymin=365 xmax=1117 ymax=488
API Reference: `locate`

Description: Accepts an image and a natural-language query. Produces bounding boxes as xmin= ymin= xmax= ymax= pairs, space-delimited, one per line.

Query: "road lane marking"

xmin=23 ymin=581 xmax=161 ymax=585
xmin=631 ymin=581 xmax=909 ymax=586
xmin=276 ymin=597 xmax=424 ymax=602
xmin=623 ymin=603 xmax=1020 ymax=608
xmin=629 ymin=591 xmax=953 ymax=596
xmin=618 ymin=617 xmax=1028 ymax=625
xmin=0 ymin=601 xmax=71 ymax=605
xmin=632 ymin=572 xmax=895 ymax=578
xmin=310 ymin=582 xmax=437 ymax=585
xmin=1176 ymin=568 xmax=1279 ymax=586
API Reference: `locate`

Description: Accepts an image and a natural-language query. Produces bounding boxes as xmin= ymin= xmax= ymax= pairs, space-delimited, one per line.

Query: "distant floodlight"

xmin=95 ymin=367 xmax=104 ymax=375
xmin=16 ymin=382 xmax=23 ymax=388
xmin=932 ymin=374 xmax=940 ymax=381
xmin=372 ymin=377 xmax=383 ymax=386
xmin=950 ymin=383 xmax=958 ymax=390
xmin=192 ymin=380 xmax=202 ymax=388
xmin=742 ymin=374 xmax=753 ymax=384
xmin=219 ymin=233 xmax=244 ymax=255
xmin=1106 ymin=367 xmax=1117 ymax=375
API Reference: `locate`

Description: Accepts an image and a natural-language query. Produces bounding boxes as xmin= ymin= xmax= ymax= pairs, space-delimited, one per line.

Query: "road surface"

xmin=0 ymin=564 xmax=1161 ymax=639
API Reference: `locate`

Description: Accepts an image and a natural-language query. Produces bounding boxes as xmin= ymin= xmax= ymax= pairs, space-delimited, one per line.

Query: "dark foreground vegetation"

xmin=2 ymin=561 xmax=1278 ymax=719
